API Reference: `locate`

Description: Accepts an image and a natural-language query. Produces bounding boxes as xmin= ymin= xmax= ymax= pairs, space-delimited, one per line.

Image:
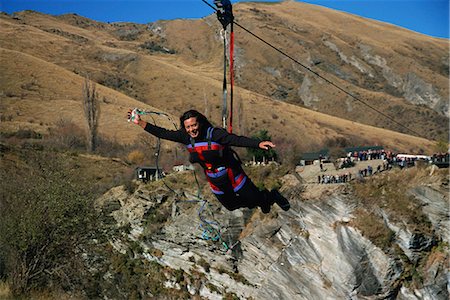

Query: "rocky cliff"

xmin=94 ymin=165 xmax=448 ymax=299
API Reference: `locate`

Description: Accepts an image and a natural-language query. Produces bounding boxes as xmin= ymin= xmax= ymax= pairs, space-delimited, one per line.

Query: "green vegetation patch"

xmin=352 ymin=168 xmax=434 ymax=235
xmin=0 ymin=150 xmax=98 ymax=296
xmin=350 ymin=208 xmax=394 ymax=251
xmin=108 ymin=253 xmax=167 ymax=298
xmin=216 ymin=266 xmax=254 ymax=287
xmin=244 ymin=163 xmax=289 ymax=191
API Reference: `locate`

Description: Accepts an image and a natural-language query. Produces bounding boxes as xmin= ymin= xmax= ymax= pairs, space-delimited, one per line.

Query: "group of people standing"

xmin=347 ymin=149 xmax=393 ymax=161
xmin=318 ymin=173 xmax=352 ymax=184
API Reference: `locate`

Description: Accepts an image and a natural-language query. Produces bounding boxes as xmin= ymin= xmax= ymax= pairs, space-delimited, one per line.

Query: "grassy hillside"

xmin=1 ymin=2 xmax=447 ymax=159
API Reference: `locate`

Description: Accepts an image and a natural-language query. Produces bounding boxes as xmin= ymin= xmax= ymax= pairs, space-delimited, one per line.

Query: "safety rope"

xmin=201 ymin=0 xmax=424 ymax=138
xmin=132 ymin=109 xmax=181 ymax=195
xmin=197 ymin=199 xmax=230 ymax=250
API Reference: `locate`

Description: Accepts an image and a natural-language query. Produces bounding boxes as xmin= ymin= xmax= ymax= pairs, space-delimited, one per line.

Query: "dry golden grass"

xmin=127 ymin=149 xmax=146 ymax=164
xmin=423 ymin=244 xmax=449 ymax=271
xmin=1 ymin=2 xmax=446 ymax=155
xmin=0 ymin=281 xmax=11 ymax=299
xmin=0 ymin=43 xmax=434 ymax=154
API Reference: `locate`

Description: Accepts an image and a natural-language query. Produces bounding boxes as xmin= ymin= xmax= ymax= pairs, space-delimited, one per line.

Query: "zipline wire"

xmin=201 ymin=0 xmax=424 ymax=138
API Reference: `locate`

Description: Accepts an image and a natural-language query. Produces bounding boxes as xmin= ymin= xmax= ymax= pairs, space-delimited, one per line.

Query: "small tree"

xmin=83 ymin=76 xmax=100 ymax=152
xmin=247 ymin=129 xmax=277 ymax=162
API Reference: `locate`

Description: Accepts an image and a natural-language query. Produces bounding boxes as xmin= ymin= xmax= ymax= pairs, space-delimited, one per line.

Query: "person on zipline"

xmin=128 ymin=108 xmax=290 ymax=213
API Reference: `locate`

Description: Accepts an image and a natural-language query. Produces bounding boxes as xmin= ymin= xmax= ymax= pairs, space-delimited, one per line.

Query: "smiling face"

xmin=183 ymin=117 xmax=200 ymax=138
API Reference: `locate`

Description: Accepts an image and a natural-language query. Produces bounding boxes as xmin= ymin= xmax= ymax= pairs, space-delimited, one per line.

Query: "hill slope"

xmin=0 ymin=2 xmax=448 ymax=156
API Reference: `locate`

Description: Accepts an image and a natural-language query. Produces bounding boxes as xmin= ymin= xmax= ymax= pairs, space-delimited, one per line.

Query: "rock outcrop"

xmin=94 ymin=166 xmax=448 ymax=299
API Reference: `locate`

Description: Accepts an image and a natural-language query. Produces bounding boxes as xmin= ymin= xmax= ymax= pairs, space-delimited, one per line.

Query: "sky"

xmin=0 ymin=0 xmax=448 ymax=38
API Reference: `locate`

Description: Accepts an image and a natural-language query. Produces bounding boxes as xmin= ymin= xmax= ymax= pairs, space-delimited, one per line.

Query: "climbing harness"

xmin=186 ymin=126 xmax=247 ymax=195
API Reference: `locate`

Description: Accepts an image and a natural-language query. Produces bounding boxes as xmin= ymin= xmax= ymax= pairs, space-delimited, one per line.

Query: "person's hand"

xmin=259 ymin=141 xmax=275 ymax=150
xmin=127 ymin=108 xmax=140 ymax=124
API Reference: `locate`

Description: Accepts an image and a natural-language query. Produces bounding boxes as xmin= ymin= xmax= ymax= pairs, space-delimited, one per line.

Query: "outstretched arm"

xmin=213 ymin=128 xmax=276 ymax=150
xmin=127 ymin=109 xmax=185 ymax=143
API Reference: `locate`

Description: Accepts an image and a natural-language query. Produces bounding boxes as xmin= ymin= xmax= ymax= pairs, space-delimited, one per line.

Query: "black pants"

xmin=213 ymin=177 xmax=272 ymax=211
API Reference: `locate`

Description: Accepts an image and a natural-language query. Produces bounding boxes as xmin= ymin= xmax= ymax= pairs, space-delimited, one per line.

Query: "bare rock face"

xmin=94 ymin=170 xmax=448 ymax=299
xmin=411 ymin=185 xmax=449 ymax=243
xmin=237 ymin=187 xmax=404 ymax=299
xmin=402 ymin=72 xmax=447 ymax=117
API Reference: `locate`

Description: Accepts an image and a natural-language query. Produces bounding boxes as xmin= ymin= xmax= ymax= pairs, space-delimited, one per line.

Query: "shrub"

xmin=95 ymin=136 xmax=130 ymax=158
xmin=244 ymin=164 xmax=287 ymax=191
xmin=127 ymin=149 xmax=145 ymax=165
xmin=0 ymin=150 xmax=97 ymax=296
xmin=197 ymin=258 xmax=211 ymax=273
xmin=0 ymin=281 xmax=11 ymax=299
xmin=0 ymin=114 xmax=13 ymax=122
xmin=434 ymin=140 xmax=448 ymax=153
xmin=352 ymin=169 xmax=433 ymax=233
xmin=139 ymin=41 xmax=176 ymax=54
xmin=351 ymin=208 xmax=395 ymax=250
xmin=2 ymin=129 xmax=42 ymax=140
xmin=46 ymin=119 xmax=86 ymax=150
xmin=142 ymin=205 xmax=171 ymax=237
xmin=98 ymin=74 xmax=131 ymax=90
xmin=107 ymin=253 xmax=167 ymax=298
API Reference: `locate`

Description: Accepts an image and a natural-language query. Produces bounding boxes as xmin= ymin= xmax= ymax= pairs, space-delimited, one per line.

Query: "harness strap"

xmin=207 ymin=127 xmax=214 ymax=149
xmin=221 ymin=29 xmax=228 ymax=129
xmin=227 ymin=167 xmax=235 ymax=186
xmin=187 ymin=126 xmax=247 ymax=194
xmin=228 ymin=22 xmax=234 ymax=133
xmin=206 ymin=167 xmax=247 ymax=195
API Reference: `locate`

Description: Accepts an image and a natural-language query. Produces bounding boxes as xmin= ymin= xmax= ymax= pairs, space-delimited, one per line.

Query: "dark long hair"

xmin=179 ymin=110 xmax=213 ymax=133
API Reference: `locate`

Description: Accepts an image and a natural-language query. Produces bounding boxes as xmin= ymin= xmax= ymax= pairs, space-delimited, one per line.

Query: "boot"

xmin=270 ymin=189 xmax=290 ymax=211
xmin=260 ymin=191 xmax=273 ymax=214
